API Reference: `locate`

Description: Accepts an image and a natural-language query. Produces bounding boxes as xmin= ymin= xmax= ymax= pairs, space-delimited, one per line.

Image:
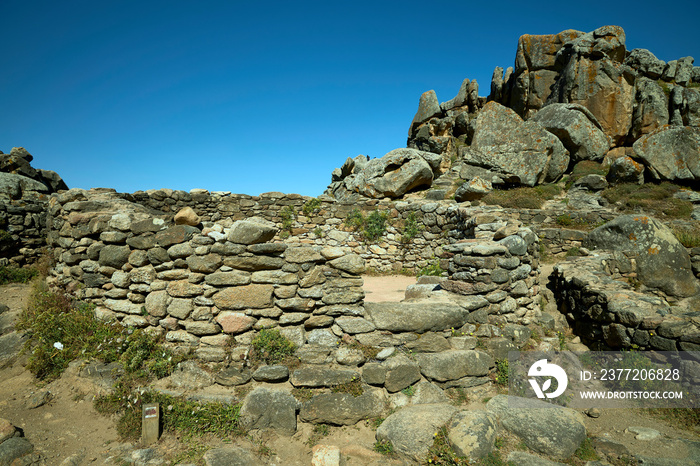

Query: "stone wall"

xmin=0 ymin=193 xmax=48 ymax=267
xmin=550 ymin=253 xmax=700 ymax=351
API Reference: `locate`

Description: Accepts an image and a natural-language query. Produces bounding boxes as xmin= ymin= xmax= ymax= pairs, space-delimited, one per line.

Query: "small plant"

xmin=250 ymin=328 xmax=297 ymax=365
xmin=291 ymin=387 xmax=315 ymax=402
xmin=373 ymin=439 xmax=396 ymax=457
xmin=671 ymin=223 xmax=700 ymax=247
xmin=571 ymin=437 xmax=599 ymax=462
xmin=345 ymin=208 xmax=389 ymax=242
xmin=348 ymin=341 xmax=380 ymax=359
xmin=601 ymin=182 xmax=693 ymax=219
xmin=481 ymin=184 xmax=562 ymax=209
xmin=17 ymin=283 xmax=129 ymax=380
xmin=556 ymin=214 xmax=573 ymax=226
xmin=401 ymin=385 xmax=415 ymax=397
xmin=401 ymin=212 xmax=421 ymax=243
xmin=331 ymin=376 xmax=364 ymax=397
xmin=312 ymin=227 xmax=324 ymax=237
xmin=446 ymin=387 xmax=469 ymax=405
xmin=306 ymin=423 xmax=331 ymax=446
xmin=0 ymin=265 xmax=38 ymax=285
xmin=364 ymin=210 xmax=389 ymax=242
xmin=302 ymin=197 xmax=322 ymax=216
xmin=565 ymin=247 xmax=581 ymax=257
xmin=279 ymin=205 xmax=296 ymax=233
xmin=495 ymin=359 xmax=509 ymax=387
xmin=418 ymin=257 xmax=444 ymax=277
xmin=425 ymin=426 xmax=469 ymax=465
xmin=557 ymin=331 xmax=568 ymax=351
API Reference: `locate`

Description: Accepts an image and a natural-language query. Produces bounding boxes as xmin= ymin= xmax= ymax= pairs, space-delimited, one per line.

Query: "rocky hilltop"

xmin=327 ymin=25 xmax=700 ymax=201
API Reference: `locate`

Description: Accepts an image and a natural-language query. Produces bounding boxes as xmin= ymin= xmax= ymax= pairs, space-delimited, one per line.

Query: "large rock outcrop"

xmin=0 ymin=147 xmax=67 ymax=195
xmin=546 ymin=26 xmax=635 ymax=146
xmin=584 ymin=215 xmax=699 ymax=297
xmin=327 ymin=148 xmax=437 ymax=200
xmin=460 ymin=102 xmax=569 ymax=186
xmin=633 ymin=126 xmax=700 ymax=182
xmin=530 ymin=103 xmax=610 ymax=162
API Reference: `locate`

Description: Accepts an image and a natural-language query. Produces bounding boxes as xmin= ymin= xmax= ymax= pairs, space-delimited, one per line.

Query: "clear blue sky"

xmin=1 ymin=0 xmax=698 ymax=196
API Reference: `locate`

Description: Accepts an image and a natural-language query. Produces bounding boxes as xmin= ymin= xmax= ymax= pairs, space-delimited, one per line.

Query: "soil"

xmin=1 ymin=279 xmax=698 ymax=465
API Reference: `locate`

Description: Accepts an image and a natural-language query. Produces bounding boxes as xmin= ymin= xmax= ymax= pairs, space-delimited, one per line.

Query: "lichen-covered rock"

xmin=584 ymin=215 xmax=699 ymax=297
xmin=376 ymin=403 xmax=458 ymax=461
xmin=624 ymin=48 xmax=666 ymax=79
xmin=530 ymin=103 xmax=610 ymax=162
xmin=409 ymin=90 xmax=442 ymax=135
xmin=633 ymin=126 xmax=700 ymax=182
xmin=239 ymin=387 xmax=298 ymax=435
xmin=463 ymin=102 xmax=569 ymax=186
xmin=630 ymin=77 xmax=669 ymax=140
xmin=486 ymin=395 xmax=586 ymax=460
xmin=347 ymin=148 xmax=435 ymax=199
xmin=227 ymin=219 xmax=278 ymax=244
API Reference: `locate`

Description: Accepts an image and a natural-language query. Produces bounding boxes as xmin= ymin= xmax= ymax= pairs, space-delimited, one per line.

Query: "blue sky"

xmin=1 ymin=1 xmax=698 ymax=197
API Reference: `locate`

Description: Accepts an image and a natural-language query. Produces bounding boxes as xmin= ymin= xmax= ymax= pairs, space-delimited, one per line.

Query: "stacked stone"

xmin=551 ymin=253 xmax=700 ymax=352
xmin=0 ymin=197 xmax=47 ymax=266
xmin=441 ymin=214 xmax=541 ymax=325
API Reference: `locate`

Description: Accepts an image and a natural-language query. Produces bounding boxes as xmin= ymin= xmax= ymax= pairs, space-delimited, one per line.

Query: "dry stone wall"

xmin=0 ymin=193 xmax=48 ymax=267
xmin=550 ymin=253 xmax=700 ymax=351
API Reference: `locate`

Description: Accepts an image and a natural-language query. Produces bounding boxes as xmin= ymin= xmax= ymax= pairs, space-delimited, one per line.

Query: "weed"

xmin=418 ymin=257 xmax=444 ymax=277
xmin=302 ymin=198 xmax=322 ymax=216
xmin=250 ymin=328 xmax=297 ymax=365
xmin=345 ymin=208 xmax=389 ymax=242
xmin=481 ymin=184 xmax=562 ymax=209
xmin=373 ymin=439 xmax=396 ymax=457
xmin=367 ymin=416 xmax=385 ymax=430
xmin=401 ymin=385 xmax=415 ymax=397
xmin=568 ymin=437 xmax=599 ymax=463
xmin=312 ymin=227 xmax=324 ymax=237
xmin=446 ymin=387 xmax=469 ymax=405
xmin=494 ymin=359 xmax=509 ymax=387
xmin=565 ymin=247 xmax=581 ymax=258
xmin=17 ymin=283 xmax=129 ymax=380
xmin=601 ymin=182 xmax=693 ymax=218
xmin=306 ymin=424 xmax=331 ymax=446
xmin=279 ymin=206 xmax=296 ymax=232
xmin=401 ymin=212 xmax=421 ymax=243
xmin=557 ymin=331 xmax=568 ymax=350
xmin=331 ymin=376 xmax=364 ymax=397
xmin=365 ymin=210 xmax=389 ymax=241
xmin=670 ymin=223 xmax=700 ymax=247
xmin=425 ymin=426 xmax=469 ymax=465
xmin=0 ymin=266 xmax=38 ymax=285
xmin=348 ymin=341 xmax=380 ymax=360
xmin=291 ymin=387 xmax=315 ymax=402
xmin=96 ymin=387 xmax=244 ymax=440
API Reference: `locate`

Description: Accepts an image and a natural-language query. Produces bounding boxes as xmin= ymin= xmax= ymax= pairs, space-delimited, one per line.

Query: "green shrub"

xmin=364 ymin=210 xmax=389 ymax=241
xmin=418 ymin=257 xmax=444 ymax=277
xmin=250 ymin=328 xmax=297 ymax=364
xmin=302 ymin=198 xmax=322 ymax=216
xmin=344 ymin=208 xmax=389 ymax=242
xmin=0 ymin=266 xmax=38 ymax=285
xmin=495 ymin=359 xmax=509 ymax=386
xmin=671 ymin=224 xmax=700 ymax=247
xmin=602 ymin=182 xmax=693 ymax=219
xmin=565 ymin=247 xmax=581 ymax=257
xmin=95 ymin=386 xmax=243 ymax=440
xmin=482 ymin=184 xmax=562 ymax=209
xmin=401 ymin=212 xmax=421 ymax=243
xmin=17 ymin=284 xmax=128 ymax=380
xmin=373 ymin=439 xmax=396 ymax=457
xmin=279 ymin=205 xmax=296 ymax=232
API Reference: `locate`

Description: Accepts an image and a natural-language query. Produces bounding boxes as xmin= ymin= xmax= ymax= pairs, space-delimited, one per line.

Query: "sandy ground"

xmin=362 ymin=275 xmax=416 ymax=302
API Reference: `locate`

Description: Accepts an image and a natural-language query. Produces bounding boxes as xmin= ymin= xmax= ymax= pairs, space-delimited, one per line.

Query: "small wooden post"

xmin=142 ymin=403 xmax=160 ymax=445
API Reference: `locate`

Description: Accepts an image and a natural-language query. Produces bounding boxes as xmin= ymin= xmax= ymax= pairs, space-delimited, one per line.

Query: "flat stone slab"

xmin=365 ymin=301 xmax=468 ymax=333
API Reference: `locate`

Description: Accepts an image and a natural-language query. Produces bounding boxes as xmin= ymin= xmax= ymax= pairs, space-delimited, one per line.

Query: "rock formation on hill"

xmin=0 ymin=147 xmax=67 ymax=199
xmin=326 ymin=25 xmax=700 ymax=200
